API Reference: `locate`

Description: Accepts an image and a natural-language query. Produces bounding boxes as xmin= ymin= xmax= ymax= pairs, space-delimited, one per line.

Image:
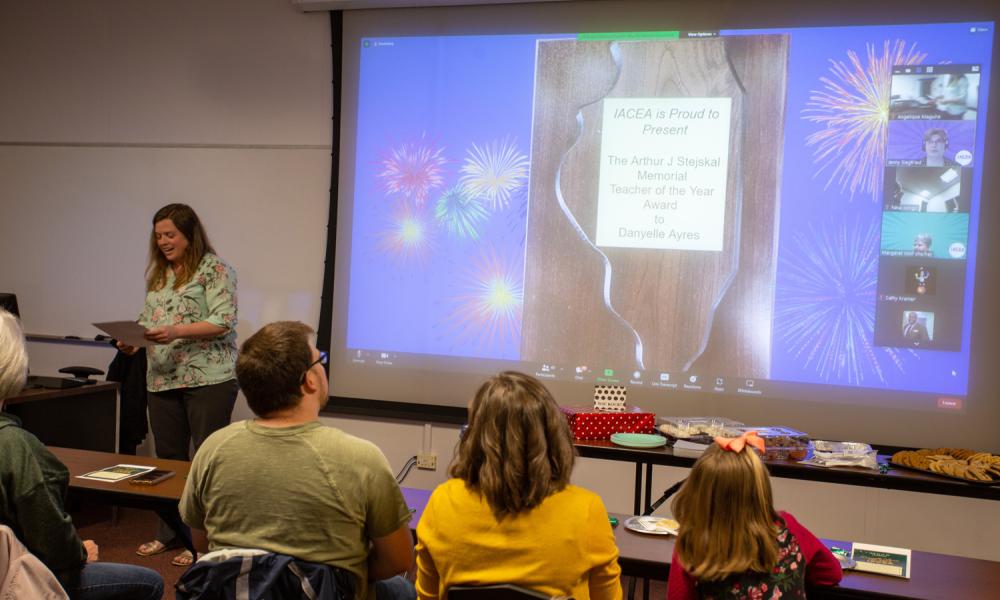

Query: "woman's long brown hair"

xmin=670 ymin=444 xmax=779 ymax=581
xmin=145 ymin=203 xmax=216 ymax=292
xmin=449 ymin=371 xmax=575 ymax=519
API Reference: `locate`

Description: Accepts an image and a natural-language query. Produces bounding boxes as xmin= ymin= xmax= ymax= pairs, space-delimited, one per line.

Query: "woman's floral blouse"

xmin=140 ymin=253 xmax=237 ymax=392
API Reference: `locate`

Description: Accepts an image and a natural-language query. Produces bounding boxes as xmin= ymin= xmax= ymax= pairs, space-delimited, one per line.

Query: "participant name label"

xmin=595 ymin=97 xmax=731 ymax=251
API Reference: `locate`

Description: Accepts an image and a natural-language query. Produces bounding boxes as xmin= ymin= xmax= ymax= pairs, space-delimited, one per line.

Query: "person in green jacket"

xmin=0 ymin=308 xmax=163 ymax=600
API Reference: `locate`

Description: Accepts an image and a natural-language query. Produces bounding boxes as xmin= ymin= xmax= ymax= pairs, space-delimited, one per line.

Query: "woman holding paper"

xmin=117 ymin=203 xmax=238 ymax=566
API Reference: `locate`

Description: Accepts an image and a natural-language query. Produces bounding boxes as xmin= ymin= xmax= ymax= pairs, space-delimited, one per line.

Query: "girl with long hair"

xmin=668 ymin=433 xmax=842 ymax=599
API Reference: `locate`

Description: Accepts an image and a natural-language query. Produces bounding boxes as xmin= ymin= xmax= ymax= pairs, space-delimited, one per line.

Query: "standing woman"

xmin=119 ymin=203 xmax=238 ymax=567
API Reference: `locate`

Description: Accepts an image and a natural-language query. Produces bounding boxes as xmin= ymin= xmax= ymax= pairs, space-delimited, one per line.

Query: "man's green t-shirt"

xmin=180 ymin=420 xmax=411 ymax=597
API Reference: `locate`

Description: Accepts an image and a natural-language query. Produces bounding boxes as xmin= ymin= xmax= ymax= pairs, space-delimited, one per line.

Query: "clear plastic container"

xmin=810 ymin=440 xmax=877 ymax=469
xmin=658 ymin=416 xmax=744 ymax=440
xmin=722 ymin=425 xmax=810 ymax=460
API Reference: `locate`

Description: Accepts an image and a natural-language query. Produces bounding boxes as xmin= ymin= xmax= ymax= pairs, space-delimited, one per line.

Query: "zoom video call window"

xmin=340 ymin=21 xmax=993 ymax=405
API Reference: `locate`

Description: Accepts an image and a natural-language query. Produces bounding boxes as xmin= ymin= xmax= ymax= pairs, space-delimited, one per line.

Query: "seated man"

xmin=180 ymin=321 xmax=414 ymax=600
xmin=0 ymin=308 xmax=163 ymax=600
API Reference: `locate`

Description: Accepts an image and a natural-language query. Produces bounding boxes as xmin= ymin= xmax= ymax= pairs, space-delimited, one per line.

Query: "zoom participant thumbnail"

xmin=883 ymin=166 xmax=971 ymax=213
xmin=874 ymin=256 xmax=965 ymax=351
xmin=889 ymin=64 xmax=981 ymax=121
xmin=885 ymin=121 xmax=975 ymax=167
xmin=880 ymin=212 xmax=968 ymax=259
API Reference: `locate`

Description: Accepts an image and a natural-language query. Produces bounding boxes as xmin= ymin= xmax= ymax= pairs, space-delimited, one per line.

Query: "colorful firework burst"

xmin=460 ymin=137 xmax=530 ymax=210
xmin=774 ymin=214 xmax=910 ymax=385
xmin=434 ymin=186 xmax=490 ymax=240
xmin=376 ymin=205 xmax=434 ymax=265
xmin=377 ymin=139 xmax=447 ymax=206
xmin=803 ymin=40 xmax=926 ymax=201
xmin=445 ymin=246 xmax=524 ymax=351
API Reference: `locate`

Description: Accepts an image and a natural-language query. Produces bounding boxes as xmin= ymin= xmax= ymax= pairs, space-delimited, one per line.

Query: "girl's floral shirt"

xmin=669 ymin=512 xmax=842 ymax=600
xmin=140 ymin=253 xmax=237 ymax=392
xmin=697 ymin=517 xmax=807 ymax=600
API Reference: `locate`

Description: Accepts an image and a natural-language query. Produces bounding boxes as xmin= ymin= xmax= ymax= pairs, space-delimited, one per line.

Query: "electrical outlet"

xmin=416 ymin=453 xmax=437 ymax=470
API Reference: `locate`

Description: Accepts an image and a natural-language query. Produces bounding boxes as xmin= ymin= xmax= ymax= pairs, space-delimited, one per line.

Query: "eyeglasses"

xmin=301 ymin=351 xmax=329 ymax=384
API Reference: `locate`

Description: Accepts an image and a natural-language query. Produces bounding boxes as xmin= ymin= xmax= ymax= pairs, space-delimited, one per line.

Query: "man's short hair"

xmin=236 ymin=321 xmax=315 ymax=417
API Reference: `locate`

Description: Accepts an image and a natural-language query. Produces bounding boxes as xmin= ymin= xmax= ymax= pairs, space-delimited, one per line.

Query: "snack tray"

xmin=889 ymin=461 xmax=1000 ymax=486
xmin=658 ymin=416 xmax=743 ymax=442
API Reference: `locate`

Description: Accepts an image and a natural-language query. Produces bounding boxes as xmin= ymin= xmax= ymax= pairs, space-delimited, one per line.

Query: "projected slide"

xmin=341 ymin=21 xmax=993 ymax=402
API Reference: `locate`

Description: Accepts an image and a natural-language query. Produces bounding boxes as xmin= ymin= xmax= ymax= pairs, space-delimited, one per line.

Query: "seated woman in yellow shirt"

xmin=415 ymin=371 xmax=622 ymax=600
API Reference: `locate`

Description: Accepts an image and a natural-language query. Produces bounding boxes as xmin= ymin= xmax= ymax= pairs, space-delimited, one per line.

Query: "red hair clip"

xmin=713 ymin=430 xmax=765 ymax=454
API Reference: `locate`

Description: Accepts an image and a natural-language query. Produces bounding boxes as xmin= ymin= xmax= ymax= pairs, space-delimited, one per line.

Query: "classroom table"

xmin=52 ymin=447 xmax=1000 ymax=599
xmin=53 ymin=446 xmax=195 ymax=556
xmin=574 ymin=439 xmax=1000 ymax=516
xmin=54 ymin=446 xmax=434 ymax=564
xmin=609 ymin=515 xmax=1000 ymax=599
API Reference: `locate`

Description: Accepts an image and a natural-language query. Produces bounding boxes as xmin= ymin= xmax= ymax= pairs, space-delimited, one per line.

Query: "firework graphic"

xmin=378 ymin=139 xmax=447 ymax=206
xmin=803 ymin=40 xmax=926 ymax=201
xmin=774 ymin=214 xmax=910 ymax=385
xmin=434 ymin=186 xmax=490 ymax=240
xmin=444 ymin=246 xmax=524 ymax=351
xmin=460 ymin=138 xmax=530 ymax=210
xmin=376 ymin=205 xmax=434 ymax=265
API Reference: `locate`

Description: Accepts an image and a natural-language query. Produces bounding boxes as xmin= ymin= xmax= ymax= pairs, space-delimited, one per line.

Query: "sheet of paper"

xmin=672 ymin=440 xmax=710 ymax=457
xmin=851 ymin=542 xmax=912 ymax=578
xmin=92 ymin=321 xmax=153 ymax=347
xmin=77 ymin=464 xmax=156 ymax=482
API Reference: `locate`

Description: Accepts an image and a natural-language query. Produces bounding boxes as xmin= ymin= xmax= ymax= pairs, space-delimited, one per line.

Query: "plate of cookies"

xmin=890 ymin=448 xmax=1000 ymax=485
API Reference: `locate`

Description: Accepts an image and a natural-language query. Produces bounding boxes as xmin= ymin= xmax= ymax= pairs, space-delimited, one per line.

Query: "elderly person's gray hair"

xmin=0 ymin=309 xmax=28 ymax=402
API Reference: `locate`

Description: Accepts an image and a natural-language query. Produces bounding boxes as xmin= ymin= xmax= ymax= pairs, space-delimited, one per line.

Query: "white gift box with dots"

xmin=593 ymin=384 xmax=628 ymax=412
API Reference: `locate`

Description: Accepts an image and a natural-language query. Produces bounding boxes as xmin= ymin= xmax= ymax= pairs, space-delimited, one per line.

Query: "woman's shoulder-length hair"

xmin=449 ymin=371 xmax=575 ymax=519
xmin=145 ymin=203 xmax=216 ymax=292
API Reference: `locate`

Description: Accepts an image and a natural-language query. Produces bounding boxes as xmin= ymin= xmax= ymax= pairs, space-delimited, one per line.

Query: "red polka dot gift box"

xmin=559 ymin=405 xmax=656 ymax=440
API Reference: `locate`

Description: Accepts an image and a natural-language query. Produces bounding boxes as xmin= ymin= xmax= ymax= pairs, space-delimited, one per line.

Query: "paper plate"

xmin=624 ymin=516 xmax=679 ymax=535
xmin=611 ymin=433 xmax=667 ymax=448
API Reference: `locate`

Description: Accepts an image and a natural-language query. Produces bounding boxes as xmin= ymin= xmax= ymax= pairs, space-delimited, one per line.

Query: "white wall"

xmin=2 ymin=0 xmax=997 ymax=564
xmin=0 ymin=0 xmax=331 ymax=339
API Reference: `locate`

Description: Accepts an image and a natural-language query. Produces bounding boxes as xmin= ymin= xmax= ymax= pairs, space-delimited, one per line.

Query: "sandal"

xmin=171 ymin=550 xmax=195 ymax=567
xmin=136 ymin=540 xmax=169 ymax=557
